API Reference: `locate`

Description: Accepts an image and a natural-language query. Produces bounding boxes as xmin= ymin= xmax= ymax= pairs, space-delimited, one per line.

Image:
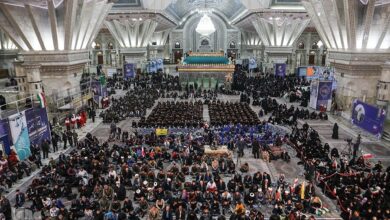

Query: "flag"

xmin=37 ymin=92 xmax=47 ymax=108
xmin=300 ymin=181 xmax=305 ymax=200
xmin=99 ymin=75 xmax=106 ymax=85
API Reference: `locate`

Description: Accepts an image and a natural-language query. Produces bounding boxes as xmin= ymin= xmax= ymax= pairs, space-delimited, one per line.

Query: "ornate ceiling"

xmin=0 ymin=0 xmax=113 ymax=51
xmin=166 ymin=0 xmax=246 ymax=20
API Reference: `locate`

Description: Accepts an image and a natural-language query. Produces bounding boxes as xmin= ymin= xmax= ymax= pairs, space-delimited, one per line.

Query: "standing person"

xmin=62 ymin=131 xmax=68 ymax=150
xmin=41 ymin=140 xmax=50 ymax=159
xmin=0 ymin=195 xmax=12 ymax=220
xmin=110 ymin=122 xmax=116 ymax=139
xmin=332 ymin=123 xmax=339 ymax=139
xmin=65 ymin=118 xmax=70 ymax=131
xmin=91 ymin=108 xmax=96 ymax=123
xmin=72 ymin=131 xmax=78 ymax=148
xmin=15 ymin=189 xmax=25 ymax=208
xmin=252 ymin=139 xmax=260 ymax=159
xmin=52 ymin=134 xmax=58 ymax=152
xmin=70 ymin=115 xmax=76 ymax=130
xmin=76 ymin=114 xmax=81 ymax=129
xmin=353 ymin=134 xmax=362 ymax=159
xmin=237 ymin=137 xmax=245 ymax=157
xmin=68 ymin=130 xmax=73 ymax=148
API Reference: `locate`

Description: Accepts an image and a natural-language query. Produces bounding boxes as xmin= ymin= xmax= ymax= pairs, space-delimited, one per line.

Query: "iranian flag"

xmin=37 ymin=92 xmax=47 ymax=108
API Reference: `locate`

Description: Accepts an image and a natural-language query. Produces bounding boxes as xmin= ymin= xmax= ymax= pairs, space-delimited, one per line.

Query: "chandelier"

xmin=196 ymin=14 xmax=216 ymax=36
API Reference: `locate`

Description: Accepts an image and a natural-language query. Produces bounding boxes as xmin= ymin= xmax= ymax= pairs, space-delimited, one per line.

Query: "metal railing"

xmin=0 ymin=94 xmax=35 ymax=119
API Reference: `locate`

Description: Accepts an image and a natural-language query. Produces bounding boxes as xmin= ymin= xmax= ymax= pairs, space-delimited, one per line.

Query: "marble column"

xmin=377 ymin=62 xmax=390 ymax=107
xmin=22 ymin=63 xmax=42 ymax=97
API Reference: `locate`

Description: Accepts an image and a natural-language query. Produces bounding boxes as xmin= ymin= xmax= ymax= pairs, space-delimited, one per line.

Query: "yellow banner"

xmin=156 ymin=128 xmax=168 ymax=136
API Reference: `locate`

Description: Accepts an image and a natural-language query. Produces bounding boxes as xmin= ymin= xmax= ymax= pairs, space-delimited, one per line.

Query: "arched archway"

xmin=183 ymin=12 xmax=228 ymax=52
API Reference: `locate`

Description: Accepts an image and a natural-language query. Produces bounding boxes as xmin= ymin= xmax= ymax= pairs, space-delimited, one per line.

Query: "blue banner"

xmin=156 ymin=58 xmax=164 ymax=70
xmin=316 ymin=81 xmax=333 ymax=110
xmin=124 ymin=63 xmax=135 ymax=79
xmin=25 ymin=108 xmax=51 ymax=146
xmin=249 ymin=58 xmax=257 ymax=70
xmin=0 ymin=119 xmax=12 ymax=155
xmin=352 ymin=100 xmax=386 ymax=137
xmin=275 ymin=63 xmax=286 ymax=77
xmin=148 ymin=61 xmax=157 ymax=73
xmin=9 ymin=112 xmax=31 ymax=161
xmin=91 ymin=80 xmax=107 ymax=103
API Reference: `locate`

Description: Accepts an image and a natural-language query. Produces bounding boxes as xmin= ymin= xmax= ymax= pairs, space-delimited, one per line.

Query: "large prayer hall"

xmin=0 ymin=0 xmax=389 ymax=219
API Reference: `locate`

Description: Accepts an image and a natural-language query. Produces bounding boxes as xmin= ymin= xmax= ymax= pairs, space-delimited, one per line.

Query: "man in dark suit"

xmin=175 ymin=205 xmax=186 ymax=220
xmin=15 ymin=189 xmax=25 ymax=208
xmin=162 ymin=205 xmax=173 ymax=220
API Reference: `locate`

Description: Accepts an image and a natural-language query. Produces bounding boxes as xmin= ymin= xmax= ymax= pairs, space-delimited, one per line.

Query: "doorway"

xmin=173 ymin=50 xmax=183 ymax=64
xmin=97 ymin=54 xmax=103 ymax=65
xmin=308 ymin=54 xmax=315 ymax=65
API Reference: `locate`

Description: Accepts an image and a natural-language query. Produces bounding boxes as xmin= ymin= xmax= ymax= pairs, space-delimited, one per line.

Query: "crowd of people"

xmin=1 ymin=69 xmax=388 ymax=220
xmin=289 ymin=123 xmax=390 ymax=220
xmin=101 ymin=88 xmax=159 ymax=123
xmin=209 ymin=102 xmax=260 ymax=126
xmin=141 ymin=101 xmax=204 ymax=128
xmin=2 ymin=122 xmax=323 ymax=220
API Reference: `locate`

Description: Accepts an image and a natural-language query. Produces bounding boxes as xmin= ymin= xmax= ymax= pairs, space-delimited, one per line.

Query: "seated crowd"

xmin=1 ymin=70 xmax=387 ymax=220
xmin=259 ymin=98 xmax=328 ymax=125
xmin=289 ymin=124 xmax=390 ymax=220
xmin=101 ymin=87 xmax=160 ymax=123
xmin=209 ymin=102 xmax=260 ymax=126
xmin=4 ymin=125 xmax=325 ymax=220
xmin=140 ymin=101 xmax=204 ymax=128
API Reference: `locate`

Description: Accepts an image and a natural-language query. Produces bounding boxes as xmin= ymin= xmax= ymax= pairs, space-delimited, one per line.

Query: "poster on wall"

xmin=25 ymin=108 xmax=51 ymax=146
xmin=275 ymin=63 xmax=286 ymax=77
xmin=156 ymin=58 xmax=164 ymax=70
xmin=249 ymin=58 xmax=257 ymax=70
xmin=124 ymin=63 xmax=135 ymax=79
xmin=316 ymin=81 xmax=333 ymax=110
xmin=148 ymin=61 xmax=157 ymax=73
xmin=9 ymin=112 xmax=31 ymax=160
xmin=0 ymin=118 xmax=12 ymax=155
xmin=91 ymin=80 xmax=108 ymax=103
xmin=351 ymin=99 xmax=386 ymax=137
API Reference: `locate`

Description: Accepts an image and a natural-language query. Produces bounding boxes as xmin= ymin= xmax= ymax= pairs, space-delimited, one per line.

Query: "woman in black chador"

xmin=332 ymin=123 xmax=339 ymax=139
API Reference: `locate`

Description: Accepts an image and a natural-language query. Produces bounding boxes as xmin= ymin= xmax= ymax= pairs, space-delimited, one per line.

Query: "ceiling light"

xmin=196 ymin=14 xmax=216 ymax=36
xmin=139 ymin=18 xmax=143 ymax=21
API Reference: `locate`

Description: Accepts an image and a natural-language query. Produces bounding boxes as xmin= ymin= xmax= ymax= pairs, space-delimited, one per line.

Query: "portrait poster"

xmin=9 ymin=112 xmax=31 ymax=160
xmin=275 ymin=63 xmax=286 ymax=77
xmin=352 ymin=99 xmax=386 ymax=136
xmin=25 ymin=108 xmax=52 ymax=146
xmin=0 ymin=118 xmax=12 ymax=155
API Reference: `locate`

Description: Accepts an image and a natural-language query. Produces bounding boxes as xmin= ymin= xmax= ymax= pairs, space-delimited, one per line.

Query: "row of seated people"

xmin=101 ymin=87 xmax=159 ymax=123
xmin=141 ymin=101 xmax=203 ymax=128
xmin=209 ymin=101 xmax=261 ymax=126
